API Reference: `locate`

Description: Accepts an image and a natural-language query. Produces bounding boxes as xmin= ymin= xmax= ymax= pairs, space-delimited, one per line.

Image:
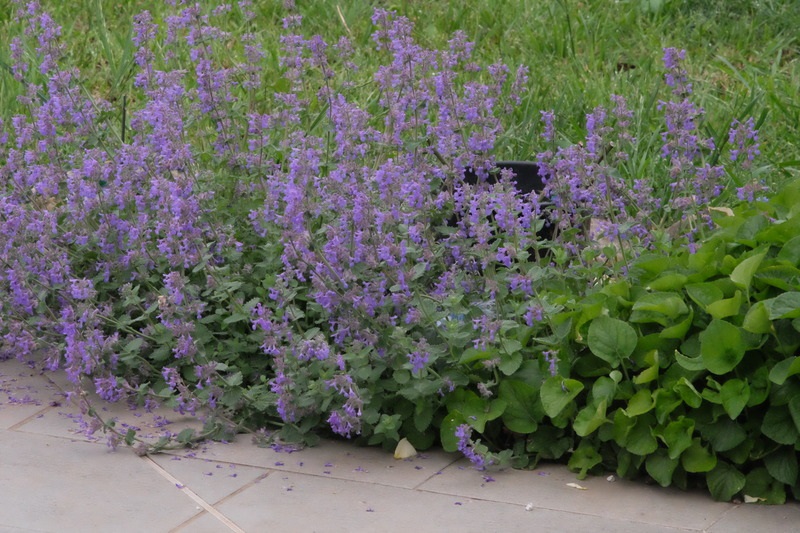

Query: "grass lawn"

xmin=1 ymin=0 xmax=797 ymax=187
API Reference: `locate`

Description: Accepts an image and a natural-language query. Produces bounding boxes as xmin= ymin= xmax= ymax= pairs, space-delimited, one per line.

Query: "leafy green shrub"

xmin=445 ymin=180 xmax=799 ymax=503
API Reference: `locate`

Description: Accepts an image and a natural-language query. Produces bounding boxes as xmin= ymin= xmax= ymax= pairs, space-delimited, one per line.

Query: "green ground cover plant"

xmin=0 ymin=0 xmax=797 ymax=502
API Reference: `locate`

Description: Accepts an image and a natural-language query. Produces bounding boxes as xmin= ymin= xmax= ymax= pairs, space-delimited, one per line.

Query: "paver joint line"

xmin=703 ymin=502 xmax=737 ymax=531
xmin=6 ymin=405 xmax=56 ymax=431
xmin=143 ymin=455 xmax=246 ymax=533
xmin=412 ymin=486 xmax=692 ymax=527
xmin=410 ymin=456 xmax=462 ymax=491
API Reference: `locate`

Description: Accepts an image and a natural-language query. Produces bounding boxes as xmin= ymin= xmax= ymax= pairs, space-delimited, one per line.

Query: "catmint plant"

xmin=0 ymin=0 xmax=768 ymax=469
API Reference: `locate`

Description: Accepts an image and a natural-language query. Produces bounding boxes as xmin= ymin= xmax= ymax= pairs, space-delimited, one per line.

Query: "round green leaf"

xmin=681 ymin=438 xmax=717 ymax=473
xmin=661 ymin=417 xmax=694 ymax=459
xmin=498 ymin=349 xmax=523 ymax=376
xmin=761 ymin=405 xmax=800 ymax=445
xmin=439 ymin=411 xmax=466 ymax=452
xmin=764 ymin=291 xmax=800 ymax=319
xmin=630 ymin=292 xmax=690 ymax=326
xmin=700 ymin=418 xmax=746 ymax=452
xmin=789 ymin=396 xmax=800 ymax=434
xmin=659 ymin=309 xmax=694 ymax=339
xmin=707 ymin=462 xmax=746 ymax=502
xmin=686 ymin=283 xmax=723 ymax=310
xmin=446 ymin=389 xmax=504 ymax=432
xmin=626 ymin=416 xmax=658 ymax=456
xmin=623 ymin=389 xmax=655 ymax=417
xmin=646 ymin=449 xmax=679 ymax=487
xmin=654 ymin=389 xmax=683 ymax=425
xmin=757 ymin=265 xmax=800 ymax=292
xmin=744 ymin=467 xmax=787 ymax=505
xmin=674 ymin=349 xmax=705 ymax=372
xmin=777 ymin=235 xmax=800 ymax=263
xmin=498 ymin=380 xmax=541 ymax=434
xmin=747 ymin=366 xmax=771 ymax=407
xmin=730 ymin=251 xmax=766 ymax=292
xmin=613 ymin=410 xmax=636 ymax=446
xmin=567 ymin=439 xmax=603 ymax=479
xmin=413 ymin=401 xmax=434 ymax=433
xmin=700 ymin=320 xmax=745 ymax=375
xmin=591 ymin=376 xmax=617 ymax=405
xmin=540 ymin=377 xmax=584 ymax=419
xmin=764 ymin=447 xmax=798 ymax=486
xmin=573 ymin=400 xmax=609 ymax=437
xmin=706 ymin=291 xmax=742 ymax=320
xmin=720 ymin=378 xmax=750 ymax=419
xmin=526 ymin=426 xmax=572 ymax=460
xmin=587 ymin=316 xmax=637 ymax=367
xmin=742 ymin=301 xmax=772 ymax=334
xmin=673 ymin=377 xmax=703 ymax=408
xmin=768 ymin=356 xmax=800 ymax=386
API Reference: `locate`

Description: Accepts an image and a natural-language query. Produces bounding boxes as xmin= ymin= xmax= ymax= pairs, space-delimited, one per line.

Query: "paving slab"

xmin=167 ymin=436 xmax=460 ymax=489
xmin=171 ymin=511 xmax=233 ymax=533
xmin=3 ymin=357 xmax=800 ymax=533
xmin=1 ymin=357 xmax=204 ymax=448
xmin=205 ymin=469 xmax=683 ymax=533
xmin=0 ymin=358 xmax=64 ymax=429
xmin=13 ymin=393 xmax=205 ymax=448
xmin=708 ymin=500 xmax=800 ymax=532
xmin=0 ymin=430 xmax=202 ymax=532
xmin=149 ymin=453 xmax=269 ymax=505
xmin=418 ymin=458 xmax=734 ymax=531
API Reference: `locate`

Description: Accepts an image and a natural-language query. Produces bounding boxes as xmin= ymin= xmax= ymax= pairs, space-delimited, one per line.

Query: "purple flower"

xmin=540 ymin=110 xmax=556 ymax=142
xmin=296 ymin=337 xmax=331 ymax=362
xmin=407 ymin=338 xmax=431 ymax=375
xmin=543 ymin=350 xmax=559 ymax=377
xmin=662 ymin=47 xmax=691 ymax=95
xmin=736 ymin=181 xmax=769 ymax=202
xmin=524 ymin=305 xmax=544 ymax=327
xmin=93 ymin=374 xmax=123 ymax=402
xmin=324 ymin=374 xmax=363 ymax=437
xmin=327 ymin=409 xmax=360 ymax=438
xmin=455 ymin=424 xmax=485 ymax=469
xmin=728 ymin=117 xmax=761 ymax=168
xmin=67 ymin=278 xmax=96 ymax=300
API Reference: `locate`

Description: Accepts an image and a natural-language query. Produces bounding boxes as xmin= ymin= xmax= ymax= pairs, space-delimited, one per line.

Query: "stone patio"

xmin=2 ymin=357 xmax=799 ymax=532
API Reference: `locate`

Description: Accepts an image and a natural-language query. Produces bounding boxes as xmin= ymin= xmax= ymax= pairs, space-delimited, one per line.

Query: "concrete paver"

xmin=0 ymin=359 xmax=63 ymax=429
xmin=149 ymin=454 xmax=268 ymax=505
xmin=417 ymin=458 xmax=733 ymax=530
xmin=172 ymin=512 xmax=232 ymax=533
xmin=204 ymin=469 xmax=684 ymax=533
xmin=164 ymin=437 xmax=460 ymax=489
xmin=1 ymin=357 xmax=799 ymax=533
xmin=708 ymin=501 xmax=800 ymax=532
xmin=16 ymin=388 xmax=204 ymax=447
xmin=0 ymin=430 xmax=203 ymax=532
xmin=17 ymin=404 xmax=205 ymax=447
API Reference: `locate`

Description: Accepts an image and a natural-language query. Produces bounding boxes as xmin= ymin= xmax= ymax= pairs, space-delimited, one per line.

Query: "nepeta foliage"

xmin=0 ymin=0 xmax=765 ymax=476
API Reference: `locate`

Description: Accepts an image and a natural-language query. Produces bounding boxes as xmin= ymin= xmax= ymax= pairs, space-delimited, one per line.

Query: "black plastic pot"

xmin=458 ymin=160 xmax=552 ymax=244
xmin=462 ymin=160 xmax=545 ymax=197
